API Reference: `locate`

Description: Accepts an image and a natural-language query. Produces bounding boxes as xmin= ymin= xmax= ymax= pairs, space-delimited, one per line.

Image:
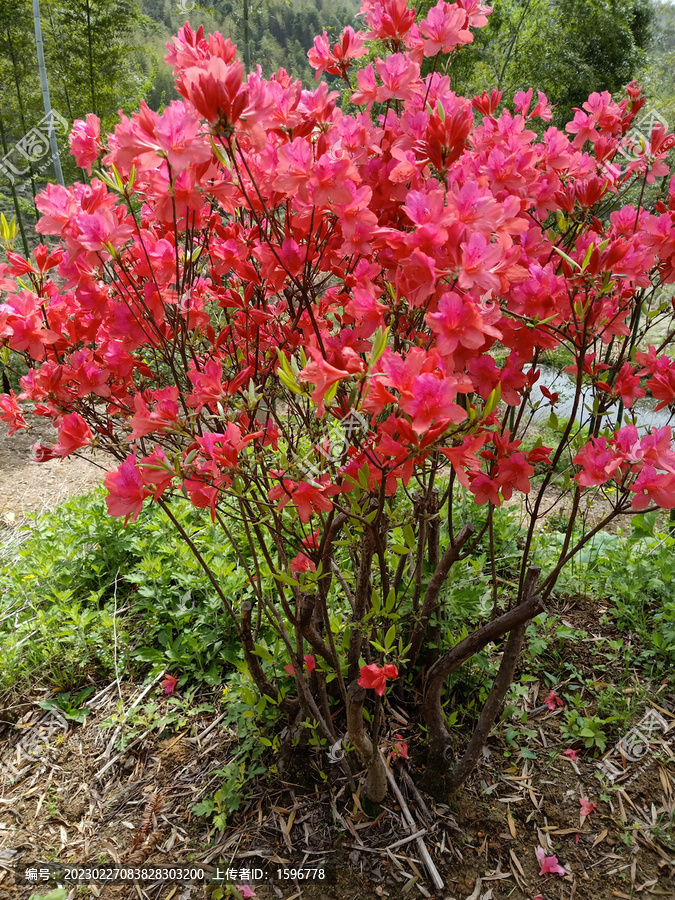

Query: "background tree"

xmin=43 ymin=0 xmax=153 ymax=131
xmin=0 ymin=0 xmax=153 ymax=238
xmin=638 ymin=0 xmax=675 ymax=124
xmin=139 ymin=0 xmax=359 ymax=108
xmin=443 ymin=0 xmax=654 ymax=126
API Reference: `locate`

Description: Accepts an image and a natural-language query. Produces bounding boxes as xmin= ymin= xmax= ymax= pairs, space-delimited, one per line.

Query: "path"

xmin=0 ymin=415 xmax=106 ymax=523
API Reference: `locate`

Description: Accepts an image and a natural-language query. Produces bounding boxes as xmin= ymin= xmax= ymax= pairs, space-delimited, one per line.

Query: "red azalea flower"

xmin=161 ymin=674 xmax=179 ymax=695
xmin=535 ymin=846 xmax=566 ymax=876
xmin=579 ymin=797 xmax=597 ymax=817
xmin=392 ymin=734 xmax=409 ymax=759
xmin=544 ymin=689 xmax=563 ymax=710
xmin=284 ymin=655 xmax=316 ymax=677
xmin=358 ymin=663 xmax=398 ymax=696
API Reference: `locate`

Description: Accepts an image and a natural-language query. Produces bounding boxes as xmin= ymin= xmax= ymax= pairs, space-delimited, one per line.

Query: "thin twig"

xmin=112 ymin=568 xmax=122 ymax=700
xmin=378 ymin=750 xmax=444 ymax=891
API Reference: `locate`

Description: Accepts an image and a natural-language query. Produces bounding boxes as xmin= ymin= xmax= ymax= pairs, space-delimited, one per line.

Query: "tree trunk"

xmin=0 ymin=111 xmax=30 ymax=256
xmin=347 ymin=679 xmax=387 ymax=802
xmin=423 ymin=569 xmax=542 ymax=768
xmin=446 ymin=567 xmax=541 ymax=789
xmin=33 ymin=0 xmax=64 ymax=186
xmin=243 ymin=0 xmax=251 ymax=74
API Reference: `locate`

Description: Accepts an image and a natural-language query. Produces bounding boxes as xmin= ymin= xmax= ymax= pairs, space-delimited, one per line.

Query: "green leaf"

xmin=390 ymin=543 xmax=409 ymax=555
xmin=192 ymin=799 xmax=215 ymax=817
xmin=581 ymin=242 xmax=595 ymax=271
xmin=552 ymin=245 xmax=580 ymax=270
xmin=384 ymin=624 xmax=396 ymax=649
xmin=29 ymin=892 xmax=67 ymax=900
xmin=369 ymin=326 xmax=390 ymax=369
xmin=133 ymin=647 xmax=165 ymax=663
xmin=484 ymin=382 xmax=501 ymax=416
xmin=358 ymin=461 xmax=370 ymax=489
xmin=278 ymin=368 xmax=304 ymax=394
xmin=272 ymin=571 xmax=300 ymax=588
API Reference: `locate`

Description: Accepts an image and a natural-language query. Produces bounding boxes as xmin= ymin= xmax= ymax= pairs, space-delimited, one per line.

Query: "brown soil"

xmin=0 ymin=414 xmax=106 ymax=523
xmin=0 ymin=426 xmax=673 ymax=900
xmin=1 ymin=597 xmax=674 ymax=900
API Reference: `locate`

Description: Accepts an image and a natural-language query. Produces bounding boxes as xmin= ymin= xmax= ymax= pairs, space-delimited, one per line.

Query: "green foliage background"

xmin=442 ymin=0 xmax=654 ymax=127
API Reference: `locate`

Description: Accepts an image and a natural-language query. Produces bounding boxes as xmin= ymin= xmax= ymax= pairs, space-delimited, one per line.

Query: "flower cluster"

xmin=0 ymin=5 xmax=674 ymax=785
xmin=0 ymin=1 xmax=671 ymax=528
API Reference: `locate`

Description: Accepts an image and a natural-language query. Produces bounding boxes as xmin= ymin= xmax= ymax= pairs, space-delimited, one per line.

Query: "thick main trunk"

xmin=347 ymin=679 xmax=387 ymax=802
xmin=347 ymin=529 xmax=375 ymax=684
xmin=241 ymin=601 xmax=299 ymax=716
xmin=404 ymin=522 xmax=475 ymax=675
xmin=447 ymin=622 xmax=526 ymax=789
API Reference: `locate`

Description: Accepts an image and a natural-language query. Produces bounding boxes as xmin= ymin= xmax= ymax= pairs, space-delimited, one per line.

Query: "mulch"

xmin=1 ymin=603 xmax=674 ymax=900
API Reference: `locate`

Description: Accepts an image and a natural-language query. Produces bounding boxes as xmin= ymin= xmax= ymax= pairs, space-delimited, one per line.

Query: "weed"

xmin=38 ymin=686 xmax=96 ymax=723
xmin=0 ymin=490 xmax=247 ymax=695
xmin=560 ymin=712 xmax=619 ymax=753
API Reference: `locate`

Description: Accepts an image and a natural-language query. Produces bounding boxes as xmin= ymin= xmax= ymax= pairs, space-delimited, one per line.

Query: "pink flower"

xmin=297 ymin=352 xmax=356 ymax=416
xmin=562 ymin=748 xmax=579 ymax=762
xmin=544 ymin=689 xmax=563 ymax=710
xmin=290 ymin=552 xmax=316 ymax=573
xmin=351 ymin=64 xmax=378 ymax=107
xmin=139 ymin=447 xmax=174 ymax=501
xmin=31 ymin=443 xmax=61 ymax=462
xmin=358 ymin=663 xmax=398 ymax=696
xmin=69 ymin=114 xmax=102 ymax=174
xmin=307 ymin=27 xmax=367 ymax=80
xmin=375 ymin=53 xmax=421 ymax=102
xmin=579 ymin=797 xmax=597 ymax=817
xmin=535 ymin=845 xmax=566 ymax=876
xmin=54 ymin=412 xmax=93 ymax=458
xmin=630 ymin=465 xmax=675 ymax=511
xmin=284 ymin=656 xmax=316 ymax=677
xmin=128 ymin=387 xmax=180 ymax=441
xmin=104 ymin=455 xmax=150 ymax=525
xmin=419 ymin=1 xmax=473 ymax=56
xmin=240 ymin=886 xmax=256 ymax=899
xmin=0 ymin=391 xmax=27 ymax=435
xmin=161 ymin=673 xmax=179 ymax=694
xmin=268 ymin=476 xmax=340 ymax=523
xmin=392 ymin=735 xmax=409 ymax=759
xmin=573 ymin=437 xmax=623 ymax=488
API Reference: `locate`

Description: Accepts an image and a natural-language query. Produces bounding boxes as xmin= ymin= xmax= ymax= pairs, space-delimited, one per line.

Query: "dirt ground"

xmin=0 ymin=424 xmax=674 ymax=900
xmin=0 ymin=600 xmax=674 ymax=900
xmin=0 ymin=415 xmax=106 ymax=524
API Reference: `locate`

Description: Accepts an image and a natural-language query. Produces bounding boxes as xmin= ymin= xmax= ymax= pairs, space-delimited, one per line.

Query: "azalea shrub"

xmin=1 ymin=0 xmax=675 ymax=799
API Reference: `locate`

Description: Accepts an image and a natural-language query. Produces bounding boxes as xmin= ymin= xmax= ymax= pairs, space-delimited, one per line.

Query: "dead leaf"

xmin=509 ymin=848 xmax=526 ymax=879
xmin=464 ymin=878 xmax=482 ymax=900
